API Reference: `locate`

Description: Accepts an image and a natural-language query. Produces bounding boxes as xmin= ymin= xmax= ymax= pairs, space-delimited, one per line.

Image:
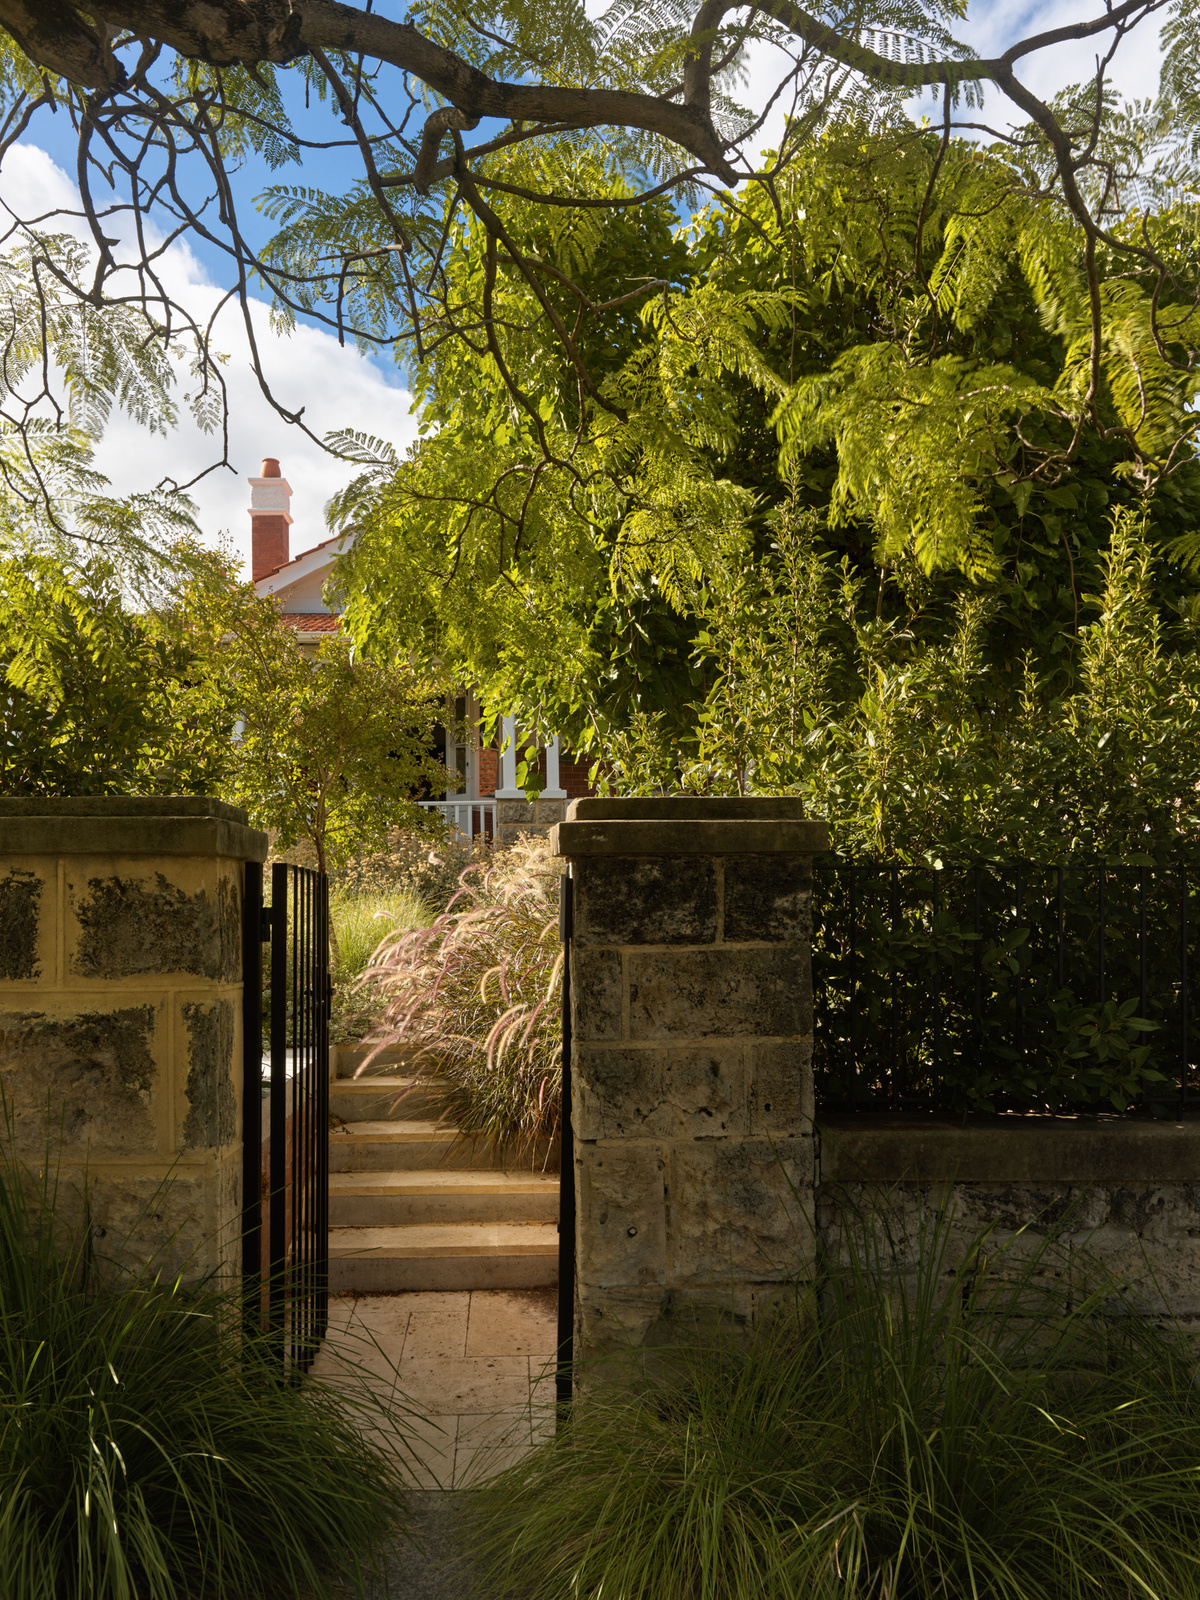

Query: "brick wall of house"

xmin=559 ymin=754 xmax=593 ymax=798
xmin=476 ymin=742 xmax=594 ymax=799
xmin=478 ymin=746 xmax=498 ymax=795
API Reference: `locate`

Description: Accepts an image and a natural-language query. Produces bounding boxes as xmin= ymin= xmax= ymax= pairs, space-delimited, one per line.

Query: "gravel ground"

xmin=365 ymin=1492 xmax=486 ymax=1600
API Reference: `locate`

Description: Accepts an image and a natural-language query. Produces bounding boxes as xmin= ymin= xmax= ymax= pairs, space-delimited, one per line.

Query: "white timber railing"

xmin=417 ymin=798 xmax=497 ymax=839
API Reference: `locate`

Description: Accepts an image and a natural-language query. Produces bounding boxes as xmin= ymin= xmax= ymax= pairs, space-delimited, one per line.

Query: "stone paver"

xmin=311 ymin=1286 xmax=557 ymax=1489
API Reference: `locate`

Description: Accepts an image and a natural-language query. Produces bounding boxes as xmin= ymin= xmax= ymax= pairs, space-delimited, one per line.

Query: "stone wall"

xmin=496 ymin=796 xmax=566 ymax=848
xmin=817 ymin=1115 xmax=1200 ymax=1330
xmin=553 ymin=797 xmax=828 ymax=1369
xmin=0 ymin=798 xmax=267 ymax=1279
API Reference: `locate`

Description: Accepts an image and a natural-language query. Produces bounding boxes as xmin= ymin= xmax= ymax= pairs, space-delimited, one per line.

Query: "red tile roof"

xmin=255 ymin=534 xmax=343 ymax=583
xmin=279 ymin=612 xmax=341 ymax=632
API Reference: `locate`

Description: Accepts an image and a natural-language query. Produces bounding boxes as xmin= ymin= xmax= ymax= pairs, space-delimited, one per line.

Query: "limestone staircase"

xmin=328 ymin=1050 xmax=560 ymax=1292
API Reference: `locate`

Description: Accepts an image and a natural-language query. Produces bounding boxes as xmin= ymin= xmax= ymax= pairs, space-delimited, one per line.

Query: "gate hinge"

xmin=259 ymin=905 xmax=276 ymax=941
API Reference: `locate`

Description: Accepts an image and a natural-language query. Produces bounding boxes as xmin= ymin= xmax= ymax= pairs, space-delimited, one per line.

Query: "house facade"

xmin=249 ymin=457 xmax=594 ymax=844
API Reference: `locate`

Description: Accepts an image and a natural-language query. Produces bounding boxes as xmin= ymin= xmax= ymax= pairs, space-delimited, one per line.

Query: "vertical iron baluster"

xmin=241 ymin=860 xmax=264 ymax=1350
xmin=297 ymin=867 xmax=308 ymax=1366
xmin=891 ymin=865 xmax=900 ymax=1106
xmin=556 ymin=873 xmax=575 ymax=1412
xmin=973 ymin=867 xmax=982 ymax=1069
xmin=1182 ymin=869 xmax=1190 ymax=1108
xmin=306 ymin=869 xmax=314 ymax=1358
xmin=932 ymin=866 xmax=941 ymax=1099
xmin=1140 ymin=867 xmax=1148 ymax=1023
xmin=1098 ymin=868 xmax=1106 ymax=1006
xmin=849 ymin=866 xmax=859 ymax=1106
xmin=290 ymin=865 xmax=301 ymax=1371
xmin=269 ymin=863 xmax=287 ymax=1363
xmin=1015 ymin=864 xmax=1024 ymax=1065
xmin=1056 ymin=866 xmax=1065 ymax=990
xmin=317 ymin=870 xmax=329 ymax=1347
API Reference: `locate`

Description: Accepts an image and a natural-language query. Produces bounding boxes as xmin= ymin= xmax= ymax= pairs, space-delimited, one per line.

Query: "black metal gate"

xmin=556 ymin=871 xmax=575 ymax=1409
xmin=242 ymin=860 xmax=331 ymax=1373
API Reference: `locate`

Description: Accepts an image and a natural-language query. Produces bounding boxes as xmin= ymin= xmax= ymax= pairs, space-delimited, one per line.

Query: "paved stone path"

xmin=312 ymin=1287 xmax=558 ymax=1595
xmin=312 ymin=1286 xmax=557 ymax=1488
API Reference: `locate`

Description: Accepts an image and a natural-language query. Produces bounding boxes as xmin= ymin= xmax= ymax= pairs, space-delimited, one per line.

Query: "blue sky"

xmin=4 ymin=1 xmax=1168 ymax=571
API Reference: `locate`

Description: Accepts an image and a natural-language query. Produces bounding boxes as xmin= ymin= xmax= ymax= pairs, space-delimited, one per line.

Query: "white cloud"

xmin=0 ymin=143 xmax=418 ymax=578
xmin=738 ymin=0 xmax=1166 ymax=167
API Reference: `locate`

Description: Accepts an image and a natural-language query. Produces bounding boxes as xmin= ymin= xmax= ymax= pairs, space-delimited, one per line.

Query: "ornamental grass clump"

xmin=0 ymin=1145 xmax=409 ymax=1600
xmin=362 ymin=836 xmax=562 ymax=1160
xmin=469 ymin=1199 xmax=1200 ymax=1600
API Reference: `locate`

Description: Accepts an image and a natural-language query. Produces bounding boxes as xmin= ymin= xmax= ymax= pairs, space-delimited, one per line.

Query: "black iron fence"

xmin=813 ymin=861 xmax=1196 ymax=1116
xmin=242 ymin=861 xmax=331 ymax=1374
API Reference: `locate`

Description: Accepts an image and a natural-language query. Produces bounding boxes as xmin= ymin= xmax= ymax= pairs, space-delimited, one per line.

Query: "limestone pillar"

xmin=0 ymin=797 xmax=268 ymax=1279
xmin=552 ymin=797 xmax=828 ymax=1364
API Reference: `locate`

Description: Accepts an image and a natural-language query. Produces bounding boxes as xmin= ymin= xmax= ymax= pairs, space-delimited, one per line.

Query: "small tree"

xmin=172 ymin=557 xmax=450 ymax=887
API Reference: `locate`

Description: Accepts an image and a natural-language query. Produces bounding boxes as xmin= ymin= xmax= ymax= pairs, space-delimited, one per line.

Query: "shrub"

xmin=363 ymin=836 xmax=562 ymax=1160
xmin=335 ymin=829 xmax=491 ymax=914
xmin=468 ymin=1200 xmax=1200 ymax=1599
xmin=0 ymin=1149 xmax=410 ymax=1600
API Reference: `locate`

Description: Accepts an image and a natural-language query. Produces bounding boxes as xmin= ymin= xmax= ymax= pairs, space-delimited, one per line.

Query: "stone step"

xmin=329 ymin=1075 xmax=447 ymax=1122
xmin=328 ymin=1222 xmax=559 ymax=1292
xmin=328 ymin=1168 xmax=560 ymax=1228
xmin=332 ymin=1045 xmax=431 ymax=1080
xmin=329 ymin=1120 xmax=500 ymax=1172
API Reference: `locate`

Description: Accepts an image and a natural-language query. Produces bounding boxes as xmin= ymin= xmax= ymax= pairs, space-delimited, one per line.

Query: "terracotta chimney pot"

xmin=261 ymin=457 xmax=281 ymax=478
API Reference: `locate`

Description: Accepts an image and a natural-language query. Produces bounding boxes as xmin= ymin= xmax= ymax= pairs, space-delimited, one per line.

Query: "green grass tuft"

xmin=0 ymin=1149 xmax=410 ymax=1600
xmin=469 ymin=1200 xmax=1200 ymax=1599
xmin=329 ymin=883 xmax=431 ymax=1041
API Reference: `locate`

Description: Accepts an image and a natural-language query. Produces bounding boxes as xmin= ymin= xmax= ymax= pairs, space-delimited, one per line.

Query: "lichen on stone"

xmin=181 ymin=1000 xmax=236 ymax=1148
xmin=0 ymin=1004 xmax=158 ymax=1153
xmin=72 ymin=873 xmax=225 ymax=979
xmin=0 ymin=869 xmax=42 ymax=980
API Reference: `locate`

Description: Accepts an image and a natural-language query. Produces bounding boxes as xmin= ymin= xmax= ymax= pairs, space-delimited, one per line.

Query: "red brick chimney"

xmin=248 ymin=456 xmax=293 ymax=580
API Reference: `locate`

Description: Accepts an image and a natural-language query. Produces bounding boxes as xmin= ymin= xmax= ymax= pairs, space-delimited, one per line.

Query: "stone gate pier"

xmin=0 ymin=797 xmax=267 ymax=1278
xmin=552 ymin=797 xmax=828 ymax=1366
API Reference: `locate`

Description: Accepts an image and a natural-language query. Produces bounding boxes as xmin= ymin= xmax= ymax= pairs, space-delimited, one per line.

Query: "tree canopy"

xmin=331 ymin=128 xmax=1200 ymax=748
xmin=0 ymin=0 xmax=1195 ymax=541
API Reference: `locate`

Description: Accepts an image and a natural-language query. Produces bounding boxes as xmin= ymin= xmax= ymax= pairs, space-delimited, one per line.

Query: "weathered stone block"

xmin=577 ymin=1283 xmax=668 ymax=1356
xmin=576 ymin=1043 xmax=748 ymax=1140
xmin=577 ymin=1141 xmax=667 ymax=1287
xmin=533 ymin=799 xmax=566 ymax=825
xmin=668 ymin=1138 xmax=815 ymax=1284
xmin=573 ymin=856 xmax=717 ymax=946
xmin=954 ymin=1182 xmax=1108 ymax=1236
xmin=0 ymin=1003 xmax=160 ymax=1156
xmin=496 ymin=799 xmax=534 ymax=825
xmin=68 ymin=869 xmax=241 ymax=981
xmin=750 ymin=1041 xmax=814 ymax=1133
xmin=571 ymin=946 xmax=624 ymax=1041
xmin=181 ymin=999 xmax=237 ymax=1150
xmin=82 ymin=1162 xmax=241 ymax=1283
xmin=1105 ymin=1181 xmax=1200 ymax=1240
xmin=816 ymin=1180 xmax=961 ymax=1274
xmin=628 ymin=947 xmax=810 ymax=1039
xmin=723 ymin=856 xmax=812 ymax=943
xmin=0 ymin=865 xmax=49 ymax=981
